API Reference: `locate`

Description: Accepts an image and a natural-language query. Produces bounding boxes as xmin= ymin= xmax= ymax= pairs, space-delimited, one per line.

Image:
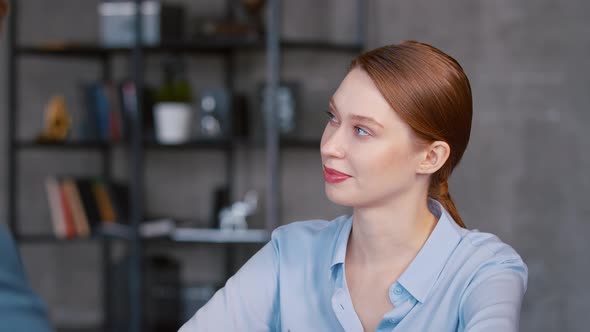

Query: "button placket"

xmin=331 ymin=288 xmax=364 ymax=332
xmin=380 ymin=283 xmax=418 ymax=329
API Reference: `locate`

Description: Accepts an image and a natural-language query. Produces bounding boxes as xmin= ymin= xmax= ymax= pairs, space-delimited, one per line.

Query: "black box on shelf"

xmin=197 ymin=88 xmax=249 ymax=140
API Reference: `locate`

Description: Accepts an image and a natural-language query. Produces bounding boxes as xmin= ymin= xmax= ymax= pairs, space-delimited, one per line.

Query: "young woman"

xmin=180 ymin=41 xmax=528 ymax=332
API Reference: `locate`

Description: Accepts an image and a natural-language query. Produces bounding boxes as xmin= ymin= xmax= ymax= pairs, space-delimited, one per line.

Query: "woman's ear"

xmin=416 ymin=141 xmax=450 ymax=175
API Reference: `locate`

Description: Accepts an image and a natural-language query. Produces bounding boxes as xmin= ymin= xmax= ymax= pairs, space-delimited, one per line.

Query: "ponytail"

xmin=428 ymin=179 xmax=465 ymax=228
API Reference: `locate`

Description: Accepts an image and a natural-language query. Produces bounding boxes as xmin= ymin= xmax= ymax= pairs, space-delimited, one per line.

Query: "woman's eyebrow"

xmin=330 ymin=97 xmax=384 ymax=129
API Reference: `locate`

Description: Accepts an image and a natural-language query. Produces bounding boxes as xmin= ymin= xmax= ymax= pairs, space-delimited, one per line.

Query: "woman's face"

xmin=320 ymin=67 xmax=425 ymax=208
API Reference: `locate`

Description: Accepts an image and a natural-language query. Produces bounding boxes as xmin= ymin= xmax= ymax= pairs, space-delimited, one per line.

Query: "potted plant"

xmin=153 ymin=57 xmax=194 ymax=144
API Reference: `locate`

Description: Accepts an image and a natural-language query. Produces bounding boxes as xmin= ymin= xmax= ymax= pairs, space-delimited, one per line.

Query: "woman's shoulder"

xmin=460 ymin=228 xmax=525 ymax=263
xmin=453 ymin=228 xmax=528 ymax=291
xmin=450 ymin=228 xmax=529 ymax=326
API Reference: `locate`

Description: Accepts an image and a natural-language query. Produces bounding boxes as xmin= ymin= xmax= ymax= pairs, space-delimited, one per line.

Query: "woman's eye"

xmin=325 ymin=111 xmax=337 ymax=122
xmin=355 ymin=127 xmax=370 ymax=136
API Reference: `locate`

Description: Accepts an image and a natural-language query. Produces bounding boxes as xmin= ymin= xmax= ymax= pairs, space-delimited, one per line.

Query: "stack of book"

xmin=80 ymin=80 xmax=155 ymax=142
xmin=45 ymin=176 xmax=128 ymax=239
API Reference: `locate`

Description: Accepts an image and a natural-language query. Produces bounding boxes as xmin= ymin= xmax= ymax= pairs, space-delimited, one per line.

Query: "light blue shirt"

xmin=0 ymin=224 xmax=53 ymax=332
xmin=179 ymin=199 xmax=528 ymax=332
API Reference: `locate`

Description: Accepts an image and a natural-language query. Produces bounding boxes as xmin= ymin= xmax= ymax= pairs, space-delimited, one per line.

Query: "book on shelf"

xmin=57 ymin=179 xmax=77 ymax=239
xmin=44 ymin=175 xmax=129 ymax=239
xmin=80 ymin=81 xmax=125 ymax=142
xmin=92 ymin=178 xmax=118 ymax=224
xmin=78 ymin=79 xmax=156 ymax=143
xmin=62 ymin=178 xmax=91 ymax=237
xmin=45 ymin=177 xmax=67 ymax=239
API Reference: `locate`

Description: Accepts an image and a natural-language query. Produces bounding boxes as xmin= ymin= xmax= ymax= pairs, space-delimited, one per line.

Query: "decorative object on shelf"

xmin=197 ymin=88 xmax=232 ymax=139
xmin=154 ymin=102 xmax=193 ymax=144
xmin=154 ymin=56 xmax=194 ymax=144
xmin=194 ymin=19 xmax=258 ymax=41
xmin=197 ymin=89 xmax=250 ymax=140
xmin=256 ymin=81 xmax=300 ymax=139
xmin=35 ymin=95 xmax=72 ymax=143
xmin=98 ymin=0 xmax=185 ymax=47
xmin=191 ymin=0 xmax=265 ymax=42
xmin=218 ymin=190 xmax=258 ymax=231
xmin=239 ymin=0 xmax=266 ymax=35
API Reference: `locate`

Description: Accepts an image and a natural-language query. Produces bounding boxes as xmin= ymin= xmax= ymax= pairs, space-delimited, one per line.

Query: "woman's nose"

xmin=320 ymin=128 xmax=346 ymax=159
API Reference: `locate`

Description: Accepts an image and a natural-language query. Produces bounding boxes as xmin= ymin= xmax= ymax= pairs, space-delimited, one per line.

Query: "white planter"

xmin=154 ymin=102 xmax=193 ymax=144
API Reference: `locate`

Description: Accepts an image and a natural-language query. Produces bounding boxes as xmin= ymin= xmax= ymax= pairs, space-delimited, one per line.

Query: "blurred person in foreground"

xmin=0 ymin=1 xmax=53 ymax=331
xmin=180 ymin=42 xmax=528 ymax=331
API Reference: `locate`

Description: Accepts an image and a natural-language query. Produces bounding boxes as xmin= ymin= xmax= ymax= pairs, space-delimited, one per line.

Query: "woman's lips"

xmin=323 ymin=166 xmax=352 ymax=183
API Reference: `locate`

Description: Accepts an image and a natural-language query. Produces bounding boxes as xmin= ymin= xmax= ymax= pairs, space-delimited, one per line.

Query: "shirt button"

xmin=393 ymin=287 xmax=403 ymax=295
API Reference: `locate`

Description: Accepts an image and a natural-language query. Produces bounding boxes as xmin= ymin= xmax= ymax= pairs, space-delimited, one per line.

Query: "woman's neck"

xmin=348 ymin=192 xmax=438 ymax=271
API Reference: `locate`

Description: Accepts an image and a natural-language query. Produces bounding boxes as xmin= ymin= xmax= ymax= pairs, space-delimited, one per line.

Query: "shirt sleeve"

xmin=459 ymin=256 xmax=528 ymax=332
xmin=0 ymin=225 xmax=53 ymax=332
xmin=178 ymin=235 xmax=280 ymax=332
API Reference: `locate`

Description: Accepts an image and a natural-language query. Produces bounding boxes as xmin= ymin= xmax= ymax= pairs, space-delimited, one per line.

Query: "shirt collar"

xmin=328 ymin=198 xmax=465 ymax=304
xmin=329 ymin=214 xmax=353 ymax=271
xmin=397 ymin=198 xmax=464 ymax=303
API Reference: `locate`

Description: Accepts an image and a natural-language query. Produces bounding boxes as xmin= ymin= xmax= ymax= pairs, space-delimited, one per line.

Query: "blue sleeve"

xmin=459 ymin=255 xmax=528 ymax=332
xmin=0 ymin=224 xmax=53 ymax=332
xmin=179 ymin=234 xmax=280 ymax=332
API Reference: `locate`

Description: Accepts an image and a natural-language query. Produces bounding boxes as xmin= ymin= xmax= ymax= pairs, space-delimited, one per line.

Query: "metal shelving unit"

xmin=14 ymin=137 xmax=321 ymax=151
xmin=16 ymin=40 xmax=362 ymax=57
xmin=5 ymin=0 xmax=366 ymax=331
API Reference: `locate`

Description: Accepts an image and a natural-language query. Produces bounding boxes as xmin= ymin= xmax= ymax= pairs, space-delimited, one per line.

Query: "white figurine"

xmin=219 ymin=190 xmax=258 ymax=231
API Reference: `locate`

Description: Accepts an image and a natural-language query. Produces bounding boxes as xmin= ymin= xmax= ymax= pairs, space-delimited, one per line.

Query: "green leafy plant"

xmin=155 ymin=56 xmax=192 ymax=103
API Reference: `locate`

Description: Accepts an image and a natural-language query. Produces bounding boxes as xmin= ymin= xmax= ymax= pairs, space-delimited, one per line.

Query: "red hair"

xmin=350 ymin=41 xmax=472 ymax=228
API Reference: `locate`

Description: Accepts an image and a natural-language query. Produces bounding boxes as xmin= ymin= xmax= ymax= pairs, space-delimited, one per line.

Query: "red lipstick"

xmin=323 ymin=165 xmax=352 ymax=183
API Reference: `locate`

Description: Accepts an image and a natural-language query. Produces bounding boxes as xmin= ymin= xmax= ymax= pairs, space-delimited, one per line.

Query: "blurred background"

xmin=0 ymin=0 xmax=588 ymax=332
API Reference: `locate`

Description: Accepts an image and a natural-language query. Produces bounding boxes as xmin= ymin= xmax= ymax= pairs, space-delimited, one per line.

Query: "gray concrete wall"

xmin=1 ymin=0 xmax=588 ymax=331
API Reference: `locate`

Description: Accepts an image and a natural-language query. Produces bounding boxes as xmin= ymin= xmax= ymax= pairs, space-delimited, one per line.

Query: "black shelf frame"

xmin=5 ymin=1 xmax=366 ymax=331
xmin=13 ymin=137 xmax=321 ymax=150
xmin=15 ymin=40 xmax=363 ymax=58
xmin=16 ymin=234 xmax=131 ymax=244
xmin=14 ymin=141 xmax=112 ymax=150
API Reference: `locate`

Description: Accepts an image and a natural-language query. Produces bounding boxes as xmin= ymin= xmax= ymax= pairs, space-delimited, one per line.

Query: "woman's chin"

xmin=324 ymin=185 xmax=355 ymax=207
